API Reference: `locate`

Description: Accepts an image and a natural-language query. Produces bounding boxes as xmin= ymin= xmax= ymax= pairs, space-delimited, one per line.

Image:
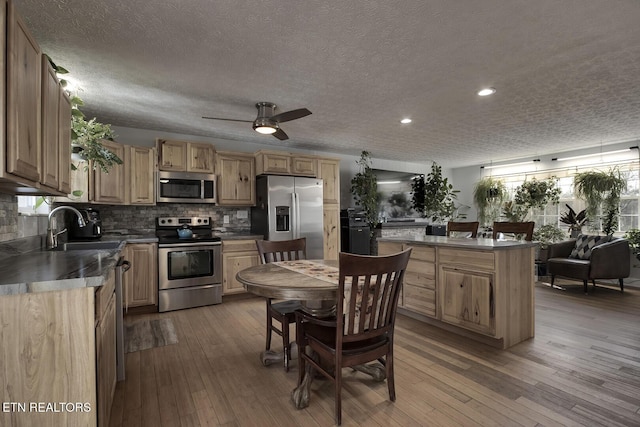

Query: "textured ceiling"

xmin=13 ymin=0 xmax=640 ymax=168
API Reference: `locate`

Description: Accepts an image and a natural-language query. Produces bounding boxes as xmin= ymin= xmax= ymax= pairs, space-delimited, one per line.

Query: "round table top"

xmin=236 ymin=260 xmax=338 ymax=301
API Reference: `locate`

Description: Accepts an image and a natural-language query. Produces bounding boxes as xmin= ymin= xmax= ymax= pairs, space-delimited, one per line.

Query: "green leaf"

xmin=71 ymin=190 xmax=84 ymax=197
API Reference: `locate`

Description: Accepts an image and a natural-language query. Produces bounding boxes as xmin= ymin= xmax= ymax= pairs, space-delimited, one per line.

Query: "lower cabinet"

xmin=323 ymin=204 xmax=340 ymax=260
xmin=123 ymin=243 xmax=158 ymax=308
xmin=222 ymin=239 xmax=259 ymax=295
xmin=95 ymin=289 xmax=117 ymax=427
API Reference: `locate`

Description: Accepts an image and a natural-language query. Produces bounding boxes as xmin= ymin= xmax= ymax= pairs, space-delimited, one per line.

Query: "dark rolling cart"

xmin=340 ymin=209 xmax=370 ymax=255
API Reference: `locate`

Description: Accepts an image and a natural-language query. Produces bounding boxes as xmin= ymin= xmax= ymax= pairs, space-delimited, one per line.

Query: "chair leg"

xmin=282 ymin=317 xmax=290 ymax=371
xmin=551 ymin=275 xmax=555 ymax=286
xmin=265 ymin=300 xmax=273 ymax=351
xmin=387 ymin=350 xmax=396 ymax=402
xmin=335 ymin=366 xmax=342 ymax=425
xmin=583 ymin=280 xmax=588 ymax=294
xmin=620 ymin=278 xmax=624 ymax=292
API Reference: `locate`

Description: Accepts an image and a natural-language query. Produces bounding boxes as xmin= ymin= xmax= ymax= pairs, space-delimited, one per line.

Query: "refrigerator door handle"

xmin=292 ymin=192 xmax=301 ymax=239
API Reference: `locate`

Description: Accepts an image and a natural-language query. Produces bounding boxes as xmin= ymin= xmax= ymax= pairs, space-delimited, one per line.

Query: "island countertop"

xmin=378 ymin=235 xmax=538 ymax=250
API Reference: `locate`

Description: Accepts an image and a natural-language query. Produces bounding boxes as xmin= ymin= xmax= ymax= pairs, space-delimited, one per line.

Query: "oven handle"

xmin=159 ymin=242 xmax=222 ymax=249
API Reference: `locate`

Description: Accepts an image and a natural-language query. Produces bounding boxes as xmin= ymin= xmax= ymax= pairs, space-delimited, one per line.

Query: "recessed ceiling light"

xmin=400 ymin=118 xmax=412 ymax=124
xmin=477 ymin=87 xmax=496 ymax=97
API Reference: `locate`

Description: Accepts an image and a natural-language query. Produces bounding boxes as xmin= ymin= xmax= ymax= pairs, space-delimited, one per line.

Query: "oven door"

xmin=158 ymin=244 xmax=222 ymax=290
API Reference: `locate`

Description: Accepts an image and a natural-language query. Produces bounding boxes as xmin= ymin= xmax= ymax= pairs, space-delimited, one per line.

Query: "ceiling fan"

xmin=202 ymin=102 xmax=312 ymax=141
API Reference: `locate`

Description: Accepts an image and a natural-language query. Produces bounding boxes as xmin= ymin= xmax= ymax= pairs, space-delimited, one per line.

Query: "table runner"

xmin=272 ymin=260 xmax=340 ymax=284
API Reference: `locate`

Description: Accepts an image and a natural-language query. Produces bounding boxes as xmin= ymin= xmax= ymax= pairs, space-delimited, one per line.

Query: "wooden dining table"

xmin=236 ymin=259 xmax=387 ymax=410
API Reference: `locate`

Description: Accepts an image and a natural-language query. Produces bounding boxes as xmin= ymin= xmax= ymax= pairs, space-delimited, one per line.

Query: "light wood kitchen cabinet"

xmin=5 ymin=0 xmax=41 ymax=185
xmin=123 ymin=243 xmax=158 ymax=307
xmin=255 ymin=150 xmax=291 ymax=175
xmin=40 ymin=56 xmax=61 ymax=191
xmin=216 ymin=151 xmax=255 ymax=206
xmin=129 ymin=145 xmax=156 ymax=205
xmin=291 ymin=154 xmax=317 ymax=176
xmin=93 ymin=139 xmax=128 ymax=204
xmin=57 ymin=88 xmax=72 ymax=193
xmin=222 ymin=239 xmax=259 ymax=295
xmin=95 ymin=286 xmax=117 ymax=427
xmin=378 ymin=237 xmax=535 ymax=349
xmin=156 ymin=138 xmax=215 ymax=173
xmin=323 ymin=203 xmax=340 ymax=261
xmin=317 ymin=157 xmax=340 ymax=205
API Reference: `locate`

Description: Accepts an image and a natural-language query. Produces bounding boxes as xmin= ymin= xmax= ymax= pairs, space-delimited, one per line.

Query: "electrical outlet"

xmin=223 ymin=215 xmax=230 ymax=224
xmin=237 ymin=210 xmax=248 ymax=219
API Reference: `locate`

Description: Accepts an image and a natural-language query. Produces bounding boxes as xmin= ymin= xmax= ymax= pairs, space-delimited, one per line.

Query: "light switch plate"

xmin=223 ymin=215 xmax=230 ymax=224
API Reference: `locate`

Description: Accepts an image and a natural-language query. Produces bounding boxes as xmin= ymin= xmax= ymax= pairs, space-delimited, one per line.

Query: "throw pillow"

xmin=569 ymin=234 xmax=611 ymax=260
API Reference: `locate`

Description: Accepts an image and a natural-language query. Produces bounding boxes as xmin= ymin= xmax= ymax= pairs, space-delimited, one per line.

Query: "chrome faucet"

xmin=47 ymin=206 xmax=87 ymax=250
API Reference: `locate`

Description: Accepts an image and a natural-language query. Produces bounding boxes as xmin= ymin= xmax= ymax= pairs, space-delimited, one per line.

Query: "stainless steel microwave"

xmin=157 ymin=171 xmax=216 ymax=203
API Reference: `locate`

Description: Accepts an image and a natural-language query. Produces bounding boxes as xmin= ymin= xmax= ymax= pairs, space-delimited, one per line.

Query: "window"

xmin=17 ymin=196 xmax=51 ymax=215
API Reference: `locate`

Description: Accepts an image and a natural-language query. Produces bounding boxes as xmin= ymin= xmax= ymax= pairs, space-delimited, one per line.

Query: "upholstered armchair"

xmin=546 ymin=237 xmax=630 ymax=293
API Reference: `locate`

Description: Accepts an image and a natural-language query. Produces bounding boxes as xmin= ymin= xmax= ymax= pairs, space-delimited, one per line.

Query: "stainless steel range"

xmin=156 ymin=216 xmax=222 ymax=312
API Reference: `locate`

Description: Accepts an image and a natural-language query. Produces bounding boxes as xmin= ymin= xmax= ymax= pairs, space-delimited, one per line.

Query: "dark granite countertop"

xmin=378 ymin=235 xmax=538 ymax=250
xmin=379 ymin=221 xmax=429 ymax=228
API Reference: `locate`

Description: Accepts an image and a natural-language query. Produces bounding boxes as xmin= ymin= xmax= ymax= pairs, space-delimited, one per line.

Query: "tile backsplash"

xmin=0 ymin=193 xmax=18 ymax=242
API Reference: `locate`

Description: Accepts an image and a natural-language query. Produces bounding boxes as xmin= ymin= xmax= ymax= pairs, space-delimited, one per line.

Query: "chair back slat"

xmin=492 ymin=221 xmax=535 ymax=241
xmin=256 ymin=238 xmax=307 ymax=264
xmin=338 ymin=250 xmax=411 ymax=336
xmin=447 ymin=221 xmax=479 ymax=238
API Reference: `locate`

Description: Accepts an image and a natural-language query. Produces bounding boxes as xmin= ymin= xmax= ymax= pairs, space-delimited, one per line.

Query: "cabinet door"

xmin=403 ymin=245 xmax=437 ymax=317
xmin=40 ymin=56 xmax=60 ymax=191
xmin=6 ymin=2 xmax=41 ymax=183
xmin=93 ymin=140 xmax=127 ymax=204
xmin=156 ymin=138 xmax=187 ymax=171
xmin=58 ymin=90 xmax=72 ymax=193
xmin=130 ymin=146 xmax=156 ymax=205
xmin=96 ymin=292 xmax=116 ymax=427
xmin=124 ymin=243 xmax=158 ymax=307
xmin=323 ymin=204 xmax=340 ymax=261
xmin=440 ymin=266 xmax=495 ymax=335
xmin=187 ymin=142 xmax=215 ymax=173
xmin=217 ymin=152 xmax=256 ymax=206
xmin=291 ymin=155 xmax=317 ymax=176
xmin=317 ymin=158 xmax=340 ymax=204
xmin=222 ymin=250 xmax=259 ymax=295
xmin=257 ymin=151 xmax=290 ymax=175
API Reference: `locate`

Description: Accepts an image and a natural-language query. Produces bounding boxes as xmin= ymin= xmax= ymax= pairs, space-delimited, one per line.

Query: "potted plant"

xmin=624 ymin=228 xmax=640 ymax=262
xmin=411 ymin=162 xmax=461 ymax=234
xmin=350 ymin=151 xmax=381 ymax=251
xmin=473 ymin=176 xmax=507 ymax=227
xmin=503 ymin=177 xmax=561 ymax=222
xmin=574 ymin=168 xmax=626 ymax=236
xmin=47 ymin=56 xmax=122 ymax=173
xmin=532 ymin=224 xmax=566 ymax=262
xmin=559 ymin=204 xmax=588 ymax=237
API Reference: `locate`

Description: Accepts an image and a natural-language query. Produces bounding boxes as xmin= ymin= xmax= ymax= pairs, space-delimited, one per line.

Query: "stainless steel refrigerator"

xmin=251 ymin=175 xmax=324 ymax=259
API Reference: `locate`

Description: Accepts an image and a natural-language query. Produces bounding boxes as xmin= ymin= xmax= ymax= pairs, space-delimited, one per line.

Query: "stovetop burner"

xmin=155 ymin=216 xmax=221 ymax=245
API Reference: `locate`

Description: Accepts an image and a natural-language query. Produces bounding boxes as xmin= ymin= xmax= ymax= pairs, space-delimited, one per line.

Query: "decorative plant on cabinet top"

xmin=473 ymin=176 xmax=507 ymax=226
xmin=503 ymin=177 xmax=561 ymax=222
xmin=574 ymin=168 xmax=626 ymax=236
xmin=350 ymin=151 xmax=380 ymax=236
xmin=47 ymin=56 xmax=122 ymax=173
xmin=411 ymin=162 xmax=461 ymax=223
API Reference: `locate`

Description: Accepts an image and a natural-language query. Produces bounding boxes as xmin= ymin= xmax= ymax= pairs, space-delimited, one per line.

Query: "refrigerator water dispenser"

xmin=275 ymin=206 xmax=290 ymax=231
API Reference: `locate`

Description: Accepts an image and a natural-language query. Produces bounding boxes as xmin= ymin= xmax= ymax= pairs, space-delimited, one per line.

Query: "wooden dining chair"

xmin=295 ymin=249 xmax=412 ymax=425
xmin=492 ymin=221 xmax=535 ymax=241
xmin=255 ymin=238 xmax=307 ymax=371
xmin=446 ymin=221 xmax=479 ymax=238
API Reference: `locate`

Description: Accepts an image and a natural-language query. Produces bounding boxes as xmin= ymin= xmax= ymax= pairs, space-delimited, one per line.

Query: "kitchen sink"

xmin=55 ymin=240 xmax=123 ymax=251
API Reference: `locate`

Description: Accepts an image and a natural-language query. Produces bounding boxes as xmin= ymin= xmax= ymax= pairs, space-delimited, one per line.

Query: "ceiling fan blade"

xmin=270 ymin=108 xmax=311 ymax=123
xmin=201 ymin=116 xmax=253 ymax=123
xmin=272 ymin=128 xmax=289 ymax=140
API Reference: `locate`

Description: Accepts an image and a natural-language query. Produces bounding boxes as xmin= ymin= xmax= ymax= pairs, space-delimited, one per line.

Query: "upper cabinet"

xmin=255 ymin=150 xmax=317 ymax=177
xmin=317 ymin=157 xmax=340 ymax=205
xmin=93 ymin=140 xmax=128 ymax=204
xmin=216 ymin=151 xmax=255 ymax=206
xmin=0 ymin=0 xmax=71 ymax=195
xmin=129 ymin=145 xmax=156 ymax=205
xmin=156 ymin=138 xmax=215 ymax=173
xmin=4 ymin=0 xmax=41 ymax=184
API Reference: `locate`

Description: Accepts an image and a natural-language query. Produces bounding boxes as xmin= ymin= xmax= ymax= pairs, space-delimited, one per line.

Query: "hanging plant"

xmin=350 ymin=151 xmax=380 ymax=235
xmin=574 ymin=168 xmax=626 ymax=235
xmin=473 ymin=177 xmax=507 ymax=226
xmin=504 ymin=178 xmax=560 ymax=221
xmin=47 ymin=55 xmax=122 ymax=173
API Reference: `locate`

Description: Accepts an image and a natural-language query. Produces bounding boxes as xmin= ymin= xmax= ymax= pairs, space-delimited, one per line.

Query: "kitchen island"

xmin=378 ymin=235 xmax=537 ymax=349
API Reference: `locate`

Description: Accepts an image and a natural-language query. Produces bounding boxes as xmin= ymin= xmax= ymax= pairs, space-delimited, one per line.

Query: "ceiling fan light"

xmin=254 ymin=125 xmax=277 ymax=135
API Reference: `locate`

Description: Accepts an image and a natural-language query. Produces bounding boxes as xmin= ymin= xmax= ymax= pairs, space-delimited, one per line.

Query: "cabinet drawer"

xmin=378 ymin=241 xmax=403 ymax=255
xmin=404 ymin=245 xmax=435 ymax=262
xmin=223 ymin=239 xmax=258 ymax=253
xmin=403 ymin=284 xmax=436 ymax=317
xmin=439 ymin=248 xmax=494 ymax=270
xmin=406 ymin=258 xmax=435 ymax=281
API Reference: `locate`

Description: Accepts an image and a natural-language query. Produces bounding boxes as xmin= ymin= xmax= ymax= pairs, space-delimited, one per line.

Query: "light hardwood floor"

xmin=110 ymin=282 xmax=640 ymax=426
